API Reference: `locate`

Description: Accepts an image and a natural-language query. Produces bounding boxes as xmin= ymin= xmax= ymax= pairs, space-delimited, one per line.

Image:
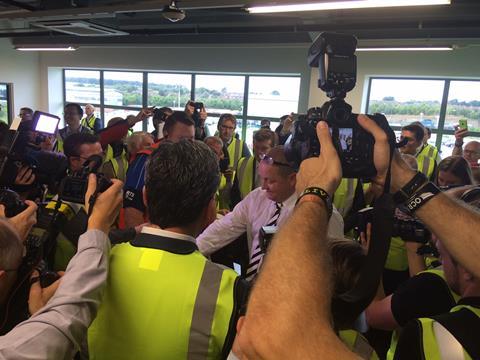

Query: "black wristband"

xmin=393 ymin=171 xmax=429 ymax=205
xmin=296 ymin=187 xmax=333 ymax=219
xmin=404 ymin=182 xmax=441 ymax=214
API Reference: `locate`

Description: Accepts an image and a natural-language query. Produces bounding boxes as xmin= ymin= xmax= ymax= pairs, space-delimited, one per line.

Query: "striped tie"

xmin=245 ymin=202 xmax=282 ymax=281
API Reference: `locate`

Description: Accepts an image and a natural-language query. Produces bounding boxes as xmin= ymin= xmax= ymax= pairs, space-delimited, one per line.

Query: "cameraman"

xmin=400 ymin=124 xmax=436 ymax=180
xmin=151 ymin=106 xmax=173 ymax=142
xmin=0 ymin=175 xmax=122 ymax=357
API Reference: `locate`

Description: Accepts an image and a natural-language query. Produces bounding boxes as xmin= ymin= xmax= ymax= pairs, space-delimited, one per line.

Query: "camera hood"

xmin=308 ymin=32 xmax=357 ymax=68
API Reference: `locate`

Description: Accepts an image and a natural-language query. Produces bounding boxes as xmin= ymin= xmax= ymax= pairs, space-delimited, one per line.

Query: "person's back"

xmin=88 ymin=139 xmax=247 ymax=359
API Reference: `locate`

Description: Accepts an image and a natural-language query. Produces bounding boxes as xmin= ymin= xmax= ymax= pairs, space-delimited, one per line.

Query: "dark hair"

xmin=19 ymin=107 xmax=33 ymax=115
xmin=265 ymin=146 xmax=295 ymax=176
xmin=217 ymin=114 xmax=237 ymax=129
xmin=329 ymin=238 xmax=366 ymax=329
xmin=254 ymin=128 xmax=276 ymax=146
xmin=145 ymin=140 xmax=220 ymax=228
xmin=65 ymin=103 xmax=84 ymax=118
xmin=436 ymin=156 xmax=475 ymax=186
xmin=163 ymin=111 xmax=194 ymax=136
xmin=402 ymin=124 xmax=424 ymax=143
xmin=63 ymin=132 xmax=100 ymax=158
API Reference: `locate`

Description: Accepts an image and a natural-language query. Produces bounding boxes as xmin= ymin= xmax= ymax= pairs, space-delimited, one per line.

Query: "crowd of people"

xmin=0 ymin=100 xmax=480 ymax=359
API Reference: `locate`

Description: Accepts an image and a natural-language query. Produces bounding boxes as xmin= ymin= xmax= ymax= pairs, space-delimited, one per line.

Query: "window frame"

xmin=0 ymin=83 xmax=13 ymax=124
xmin=365 ymin=76 xmax=480 ymax=151
xmin=63 ymin=69 xmax=301 ymax=138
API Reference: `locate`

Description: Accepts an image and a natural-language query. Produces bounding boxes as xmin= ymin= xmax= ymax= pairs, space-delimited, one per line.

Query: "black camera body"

xmin=259 ymin=225 xmax=277 ymax=253
xmin=59 ymin=154 xmax=112 ymax=204
xmin=0 ymin=111 xmax=67 ymax=188
xmin=392 ymin=218 xmax=431 ymax=244
xmin=0 ymin=189 xmax=28 ymax=217
xmin=285 ymin=32 xmax=396 ymax=179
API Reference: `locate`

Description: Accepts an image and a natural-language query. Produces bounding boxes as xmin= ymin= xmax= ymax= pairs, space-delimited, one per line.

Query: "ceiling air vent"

xmin=31 ymin=20 xmax=128 ymax=36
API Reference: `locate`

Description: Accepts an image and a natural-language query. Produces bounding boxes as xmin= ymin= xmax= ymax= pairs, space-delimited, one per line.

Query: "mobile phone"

xmin=459 ymin=119 xmax=468 ymax=130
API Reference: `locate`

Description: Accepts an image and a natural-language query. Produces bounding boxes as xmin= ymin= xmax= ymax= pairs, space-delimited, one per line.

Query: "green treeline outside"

xmin=68 ymin=77 xmax=243 ymax=111
xmin=370 ymin=98 xmax=480 ymax=120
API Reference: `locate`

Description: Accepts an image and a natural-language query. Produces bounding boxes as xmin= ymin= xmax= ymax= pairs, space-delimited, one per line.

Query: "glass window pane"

xmin=368 ymin=79 xmax=445 ymax=129
xmin=439 ymin=134 xmax=480 ymax=161
xmin=104 ymin=108 xmax=143 ymax=132
xmin=0 ymin=84 xmax=7 ymax=123
xmin=148 ymin=73 xmax=191 ymax=111
xmin=248 ymin=76 xmax=300 ymax=118
xmin=104 ymin=71 xmax=143 ymax=107
xmin=245 ymin=119 xmax=280 ymax=152
xmin=445 ymin=81 xmax=480 ymax=132
xmin=195 ymin=75 xmax=244 ymax=115
xmin=65 ymin=70 xmax=100 ymax=104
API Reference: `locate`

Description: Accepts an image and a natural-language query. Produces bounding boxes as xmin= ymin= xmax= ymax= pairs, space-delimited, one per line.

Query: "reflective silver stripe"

xmin=233 ymin=139 xmax=241 ymax=169
xmin=188 ymin=261 xmax=224 ymax=359
xmin=343 ymin=178 xmax=356 ymax=217
xmin=432 ymin=321 xmax=464 ymax=360
xmin=353 ymin=333 xmax=374 ymax=360
xmin=421 ymin=156 xmax=432 ymax=177
xmin=113 ymin=156 xmax=128 ymax=181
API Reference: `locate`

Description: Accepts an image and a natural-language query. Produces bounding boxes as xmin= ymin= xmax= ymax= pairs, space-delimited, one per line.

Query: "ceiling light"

xmin=15 ymin=46 xmax=77 ymax=51
xmin=357 ymin=46 xmax=453 ymax=51
xmin=247 ymin=0 xmax=451 ymax=13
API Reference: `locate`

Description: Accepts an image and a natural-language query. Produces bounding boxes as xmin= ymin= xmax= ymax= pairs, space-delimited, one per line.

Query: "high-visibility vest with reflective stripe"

xmin=417 ymin=153 xmax=436 ymax=180
xmin=387 ymin=267 xmax=461 ymax=360
xmin=55 ymin=133 xmax=64 ymax=153
xmin=105 ymin=144 xmax=114 ymax=162
xmin=237 ymin=156 xmax=255 ymax=200
xmin=216 ymin=175 xmax=227 ymax=210
xmin=81 ymin=115 xmax=97 ymax=132
xmin=227 ymin=138 xmax=245 ymax=170
xmin=334 ymin=178 xmax=358 ymax=217
xmin=416 ymin=305 xmax=480 ymax=360
xmin=109 ymin=153 xmax=129 ymax=182
xmin=419 ymin=144 xmax=441 ymax=164
xmin=384 ymin=236 xmax=408 ymax=272
xmin=339 ymin=329 xmax=379 ymax=360
xmin=88 ymin=241 xmax=238 ymax=359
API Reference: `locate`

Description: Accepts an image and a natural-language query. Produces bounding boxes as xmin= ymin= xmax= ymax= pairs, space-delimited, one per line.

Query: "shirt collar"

xmin=141 ymin=226 xmax=196 ymax=243
xmin=283 ymin=191 xmax=298 ymax=208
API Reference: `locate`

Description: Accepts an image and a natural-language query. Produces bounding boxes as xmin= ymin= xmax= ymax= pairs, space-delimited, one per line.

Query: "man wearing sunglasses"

xmin=196 ymin=146 xmax=343 ymax=281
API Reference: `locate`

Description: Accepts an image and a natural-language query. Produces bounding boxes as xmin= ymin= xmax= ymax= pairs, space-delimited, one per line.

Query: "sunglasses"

xmin=260 ymin=154 xmax=291 ymax=167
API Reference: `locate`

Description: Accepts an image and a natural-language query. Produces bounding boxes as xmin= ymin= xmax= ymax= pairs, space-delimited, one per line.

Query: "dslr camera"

xmin=59 ymin=154 xmax=112 ymax=204
xmin=285 ymin=32 xmax=396 ymax=179
xmin=0 ymin=111 xmax=68 ymax=188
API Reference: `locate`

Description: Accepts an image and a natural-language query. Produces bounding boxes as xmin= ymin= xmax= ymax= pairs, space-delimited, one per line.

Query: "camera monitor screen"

xmin=339 ymin=128 xmax=353 ymax=152
xmin=33 ymin=111 xmax=60 ymax=135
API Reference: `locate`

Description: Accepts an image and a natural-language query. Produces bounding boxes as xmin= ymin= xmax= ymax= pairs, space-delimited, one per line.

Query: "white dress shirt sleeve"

xmin=197 ymin=196 xmax=251 ymax=256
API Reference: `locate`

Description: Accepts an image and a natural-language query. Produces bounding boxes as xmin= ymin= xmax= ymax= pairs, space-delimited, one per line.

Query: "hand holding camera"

xmin=85 ymin=174 xmax=123 ymax=234
xmin=0 ymin=198 xmax=37 ymax=242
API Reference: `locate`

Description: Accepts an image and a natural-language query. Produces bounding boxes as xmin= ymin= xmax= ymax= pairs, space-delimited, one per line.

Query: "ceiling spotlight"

xmin=162 ymin=0 xmax=186 ymax=22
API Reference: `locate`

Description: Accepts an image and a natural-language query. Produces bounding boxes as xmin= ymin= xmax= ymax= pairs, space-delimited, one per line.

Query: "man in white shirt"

xmin=197 ymin=146 xmax=344 ymax=281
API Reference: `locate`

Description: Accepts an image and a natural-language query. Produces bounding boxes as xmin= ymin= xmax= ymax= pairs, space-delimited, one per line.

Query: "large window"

xmin=63 ymin=69 xmax=301 ymax=139
xmin=65 ymin=70 xmax=100 ymax=104
xmin=0 ymin=83 xmax=10 ymax=124
xmin=367 ymin=77 xmax=480 ymax=157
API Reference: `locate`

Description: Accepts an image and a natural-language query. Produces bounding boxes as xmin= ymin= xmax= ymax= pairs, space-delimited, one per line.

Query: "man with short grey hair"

xmin=82 ymin=104 xmax=102 ymax=133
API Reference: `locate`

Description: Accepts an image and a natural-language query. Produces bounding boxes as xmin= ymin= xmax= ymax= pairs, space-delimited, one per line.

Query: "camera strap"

xmin=333 ymin=149 xmax=395 ymax=319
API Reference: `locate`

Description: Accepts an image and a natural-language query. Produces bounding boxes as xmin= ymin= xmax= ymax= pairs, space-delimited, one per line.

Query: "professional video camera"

xmin=59 ymin=154 xmax=112 ymax=204
xmin=0 ymin=111 xmax=68 ymax=188
xmin=285 ymin=32 xmax=397 ymax=179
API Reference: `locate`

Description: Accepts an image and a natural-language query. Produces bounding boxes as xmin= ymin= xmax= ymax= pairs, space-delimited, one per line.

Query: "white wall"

xmin=308 ymin=46 xmax=480 ymax=113
xmin=38 ymin=44 xmax=312 ymax=114
xmin=0 ymin=39 xmax=41 ymax=118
